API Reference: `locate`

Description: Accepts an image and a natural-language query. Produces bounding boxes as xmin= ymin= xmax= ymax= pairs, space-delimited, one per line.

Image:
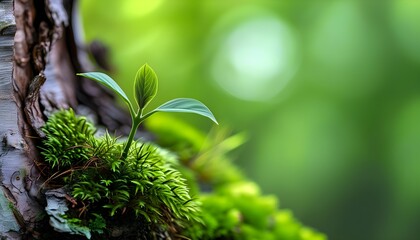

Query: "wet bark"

xmin=0 ymin=0 xmax=130 ymax=239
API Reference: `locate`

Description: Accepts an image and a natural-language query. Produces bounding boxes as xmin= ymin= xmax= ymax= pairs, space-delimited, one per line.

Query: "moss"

xmin=183 ymin=182 xmax=327 ymax=240
xmin=40 ymin=109 xmax=327 ymax=239
xmin=149 ymin=116 xmax=328 ymax=240
xmin=40 ymin=109 xmax=200 ymax=239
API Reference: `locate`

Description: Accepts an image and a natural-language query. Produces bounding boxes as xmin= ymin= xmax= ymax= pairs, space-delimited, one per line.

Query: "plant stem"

xmin=121 ymin=114 xmax=142 ymax=160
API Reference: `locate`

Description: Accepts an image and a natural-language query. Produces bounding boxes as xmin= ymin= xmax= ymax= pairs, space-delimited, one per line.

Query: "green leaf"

xmin=134 ymin=64 xmax=158 ymax=110
xmin=77 ymin=72 xmax=132 ymax=110
xmin=148 ymin=98 xmax=218 ymax=124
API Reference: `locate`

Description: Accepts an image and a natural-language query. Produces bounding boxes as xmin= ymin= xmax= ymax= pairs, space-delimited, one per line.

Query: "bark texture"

xmin=1 ymin=1 xmax=40 ymax=239
xmin=0 ymin=0 xmax=130 ymax=239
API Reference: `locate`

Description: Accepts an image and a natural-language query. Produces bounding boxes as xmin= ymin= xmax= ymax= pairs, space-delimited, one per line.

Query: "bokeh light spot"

xmin=211 ymin=15 xmax=298 ymax=102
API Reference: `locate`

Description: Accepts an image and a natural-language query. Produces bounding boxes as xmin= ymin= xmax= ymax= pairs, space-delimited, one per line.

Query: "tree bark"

xmin=0 ymin=1 xmax=130 ymax=239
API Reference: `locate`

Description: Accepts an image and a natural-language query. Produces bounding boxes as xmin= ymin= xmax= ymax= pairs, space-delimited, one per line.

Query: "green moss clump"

xmin=188 ymin=182 xmax=327 ymax=240
xmin=147 ymin=115 xmax=328 ymax=240
xmin=40 ymin=109 xmax=200 ymax=238
xmin=40 ymin=109 xmax=96 ymax=169
xmin=40 ymin=109 xmax=327 ymax=239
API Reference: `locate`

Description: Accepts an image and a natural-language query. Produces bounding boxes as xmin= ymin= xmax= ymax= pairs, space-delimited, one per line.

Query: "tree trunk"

xmin=0 ymin=1 xmax=130 ymax=239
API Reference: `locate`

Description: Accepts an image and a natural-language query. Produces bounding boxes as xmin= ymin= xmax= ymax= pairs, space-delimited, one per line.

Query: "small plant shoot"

xmin=40 ymin=65 xmax=325 ymax=240
xmin=78 ymin=64 xmax=218 ymax=159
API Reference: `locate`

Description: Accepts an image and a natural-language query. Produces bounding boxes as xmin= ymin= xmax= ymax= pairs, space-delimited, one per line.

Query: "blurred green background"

xmin=80 ymin=1 xmax=420 ymax=239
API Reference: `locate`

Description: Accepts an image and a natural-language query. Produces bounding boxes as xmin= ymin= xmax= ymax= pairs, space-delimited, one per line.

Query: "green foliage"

xmin=76 ymin=72 xmax=131 ymax=110
xmin=40 ymin=108 xmax=327 ymax=239
xmin=148 ymin=118 xmax=327 ymax=240
xmin=40 ymin=109 xmax=95 ymax=169
xmin=88 ymin=214 xmax=106 ymax=234
xmin=77 ymin=63 xmax=217 ymax=160
xmin=183 ymin=181 xmax=322 ymax=240
xmin=41 ymin=108 xmax=327 ymax=239
xmin=41 ymin=109 xmax=201 ymax=238
xmin=134 ymin=63 xmax=158 ymax=110
xmin=151 ymin=98 xmax=218 ymax=124
xmin=184 ymin=182 xmax=327 ymax=240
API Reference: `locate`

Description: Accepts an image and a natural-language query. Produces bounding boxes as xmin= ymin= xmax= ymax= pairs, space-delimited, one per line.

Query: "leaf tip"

xmin=209 ymin=115 xmax=219 ymax=125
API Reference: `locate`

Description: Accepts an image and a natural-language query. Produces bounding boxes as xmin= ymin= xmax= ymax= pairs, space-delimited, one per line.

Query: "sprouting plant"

xmin=77 ymin=64 xmax=218 ymax=159
xmin=41 ymin=110 xmax=204 ymax=238
xmin=40 ymin=63 xmax=327 ymax=239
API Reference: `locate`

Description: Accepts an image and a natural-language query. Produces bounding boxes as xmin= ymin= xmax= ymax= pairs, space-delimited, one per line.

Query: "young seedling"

xmin=77 ymin=64 xmax=218 ymax=159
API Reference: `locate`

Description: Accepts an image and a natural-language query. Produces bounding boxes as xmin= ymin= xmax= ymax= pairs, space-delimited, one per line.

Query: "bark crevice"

xmin=1 ymin=0 xmax=134 ymax=238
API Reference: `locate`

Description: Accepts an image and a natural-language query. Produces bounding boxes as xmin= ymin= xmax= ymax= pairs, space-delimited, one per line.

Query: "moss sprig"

xmin=40 ymin=109 xmax=95 ymax=169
